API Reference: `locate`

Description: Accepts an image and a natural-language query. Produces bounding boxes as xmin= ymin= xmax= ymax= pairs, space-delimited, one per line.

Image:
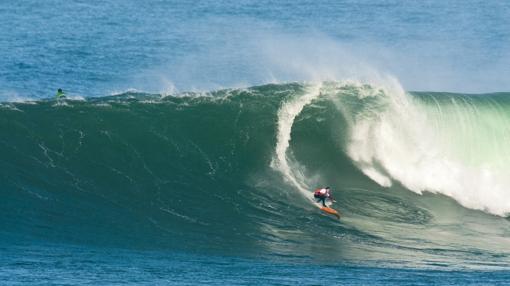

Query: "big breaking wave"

xmin=271 ymin=80 xmax=510 ymax=216
xmin=3 ymin=80 xmax=510 ymax=268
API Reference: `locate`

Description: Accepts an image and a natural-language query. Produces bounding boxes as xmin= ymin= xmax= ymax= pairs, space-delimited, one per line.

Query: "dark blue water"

xmin=1 ymin=0 xmax=510 ymax=100
xmin=3 ymin=242 xmax=510 ymax=285
xmin=2 ymin=1 xmax=510 ymax=284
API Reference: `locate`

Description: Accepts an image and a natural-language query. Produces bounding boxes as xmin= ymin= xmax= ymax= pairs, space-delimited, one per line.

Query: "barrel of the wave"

xmin=313 ymin=188 xmax=340 ymax=219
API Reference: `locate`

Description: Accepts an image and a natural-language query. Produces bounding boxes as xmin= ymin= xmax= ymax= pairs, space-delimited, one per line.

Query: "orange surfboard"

xmin=321 ymin=206 xmax=340 ymax=219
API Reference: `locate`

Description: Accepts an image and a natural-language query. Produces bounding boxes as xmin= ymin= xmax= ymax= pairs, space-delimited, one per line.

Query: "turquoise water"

xmin=2 ymin=1 xmax=510 ymax=284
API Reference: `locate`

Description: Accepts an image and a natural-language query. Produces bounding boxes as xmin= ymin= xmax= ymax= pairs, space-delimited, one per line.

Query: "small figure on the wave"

xmin=313 ymin=186 xmax=335 ymax=207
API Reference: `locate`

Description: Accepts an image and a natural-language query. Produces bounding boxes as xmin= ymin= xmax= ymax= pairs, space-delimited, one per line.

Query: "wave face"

xmin=2 ymin=82 xmax=510 ymax=269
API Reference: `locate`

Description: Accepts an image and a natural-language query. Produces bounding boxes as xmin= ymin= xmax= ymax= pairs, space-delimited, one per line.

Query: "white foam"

xmin=0 ymin=91 xmax=35 ymax=103
xmin=270 ymin=83 xmax=322 ymax=204
xmin=342 ymin=80 xmax=510 ymax=216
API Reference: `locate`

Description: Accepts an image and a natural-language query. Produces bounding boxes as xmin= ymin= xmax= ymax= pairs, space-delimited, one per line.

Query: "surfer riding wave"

xmin=314 ymin=187 xmax=335 ymax=207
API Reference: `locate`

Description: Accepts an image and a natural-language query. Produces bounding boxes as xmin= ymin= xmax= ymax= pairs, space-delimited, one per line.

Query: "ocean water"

xmin=2 ymin=1 xmax=510 ymax=285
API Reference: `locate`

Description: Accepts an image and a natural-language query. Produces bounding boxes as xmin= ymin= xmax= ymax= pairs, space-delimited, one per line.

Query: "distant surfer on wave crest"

xmin=314 ymin=187 xmax=335 ymax=207
xmin=55 ymin=88 xmax=66 ymax=99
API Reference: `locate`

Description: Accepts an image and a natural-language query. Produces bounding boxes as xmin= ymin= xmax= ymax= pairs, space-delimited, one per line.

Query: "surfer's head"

xmin=326 ymin=186 xmax=330 ymax=189
xmin=58 ymin=88 xmax=63 ymax=93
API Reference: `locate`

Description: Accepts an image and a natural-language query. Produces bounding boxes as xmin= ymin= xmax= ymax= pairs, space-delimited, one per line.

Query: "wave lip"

xmin=270 ymin=83 xmax=322 ymax=201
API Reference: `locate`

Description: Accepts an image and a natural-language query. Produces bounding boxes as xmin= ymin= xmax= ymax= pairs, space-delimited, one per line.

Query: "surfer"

xmin=55 ymin=88 xmax=65 ymax=99
xmin=314 ymin=187 xmax=335 ymax=207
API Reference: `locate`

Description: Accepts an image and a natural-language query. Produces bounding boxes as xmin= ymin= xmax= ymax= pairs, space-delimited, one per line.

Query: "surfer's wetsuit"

xmin=55 ymin=88 xmax=65 ymax=99
xmin=314 ymin=188 xmax=333 ymax=207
